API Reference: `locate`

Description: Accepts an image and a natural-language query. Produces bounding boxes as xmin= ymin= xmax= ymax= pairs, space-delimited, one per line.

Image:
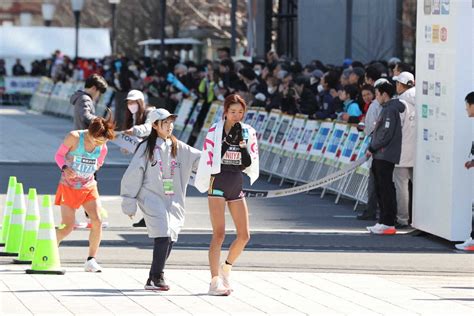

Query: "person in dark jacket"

xmin=366 ymin=81 xmax=405 ymax=235
xmin=70 ymin=74 xmax=108 ymax=130
xmin=294 ymin=76 xmax=319 ymax=116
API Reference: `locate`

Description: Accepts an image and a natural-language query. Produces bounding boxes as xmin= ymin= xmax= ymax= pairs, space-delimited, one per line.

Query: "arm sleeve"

xmin=55 ymin=144 xmax=69 ymax=169
xmin=97 ymin=144 xmax=108 ymax=167
xmin=132 ymin=123 xmax=152 ymax=138
xmin=240 ymin=146 xmax=251 ymax=168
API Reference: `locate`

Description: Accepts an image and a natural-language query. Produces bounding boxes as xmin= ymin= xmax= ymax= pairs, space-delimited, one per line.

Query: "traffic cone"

xmin=0 ymin=183 xmax=26 ymax=256
xmin=13 ymin=188 xmax=40 ymax=264
xmin=0 ymin=176 xmax=17 ymax=246
xmin=26 ymin=195 xmax=65 ymax=275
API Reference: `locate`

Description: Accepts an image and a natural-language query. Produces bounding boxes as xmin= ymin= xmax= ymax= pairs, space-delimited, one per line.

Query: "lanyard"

xmin=155 ymin=144 xmax=176 ymax=178
xmin=158 ymin=158 xmax=177 ymax=177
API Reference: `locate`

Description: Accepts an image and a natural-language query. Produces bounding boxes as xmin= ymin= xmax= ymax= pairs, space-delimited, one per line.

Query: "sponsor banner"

xmin=5 ymin=76 xmax=41 ymax=94
xmin=295 ymin=120 xmax=320 ymax=157
xmin=338 ymin=126 xmax=364 ymax=164
xmin=309 ymin=121 xmax=334 ymax=161
xmin=174 ymin=98 xmax=195 ymax=129
xmin=414 ymin=0 xmax=473 ymax=241
xmin=282 ymin=115 xmax=307 ymax=155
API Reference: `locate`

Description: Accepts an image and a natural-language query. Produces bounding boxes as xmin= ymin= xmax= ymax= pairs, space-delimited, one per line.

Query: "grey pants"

xmin=393 ymin=167 xmax=413 ymax=225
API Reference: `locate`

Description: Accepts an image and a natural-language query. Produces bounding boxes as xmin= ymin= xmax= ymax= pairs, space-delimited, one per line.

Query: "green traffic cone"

xmin=26 ymin=195 xmax=65 ymax=275
xmin=1 ymin=183 xmax=26 ymax=256
xmin=13 ymin=188 xmax=40 ymax=264
xmin=0 ymin=176 xmax=17 ymax=246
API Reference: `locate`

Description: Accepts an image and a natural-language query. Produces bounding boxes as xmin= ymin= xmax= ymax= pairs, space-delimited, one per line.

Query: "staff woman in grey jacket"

xmin=121 ymin=89 xmax=156 ymax=228
xmin=120 ymin=108 xmax=201 ymax=291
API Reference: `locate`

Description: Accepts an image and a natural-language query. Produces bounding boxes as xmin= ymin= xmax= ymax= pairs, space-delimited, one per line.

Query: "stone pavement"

xmin=1 ymin=264 xmax=473 ymax=316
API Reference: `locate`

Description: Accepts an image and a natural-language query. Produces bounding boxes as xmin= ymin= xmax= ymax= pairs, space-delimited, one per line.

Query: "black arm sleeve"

xmin=240 ymin=146 xmax=251 ymax=168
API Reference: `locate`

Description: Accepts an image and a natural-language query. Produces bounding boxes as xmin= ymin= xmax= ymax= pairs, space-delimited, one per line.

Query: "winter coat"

xmin=397 ymin=87 xmax=417 ymax=167
xmin=120 ymin=138 xmax=201 ymax=241
xmin=369 ymin=98 xmax=405 ymax=164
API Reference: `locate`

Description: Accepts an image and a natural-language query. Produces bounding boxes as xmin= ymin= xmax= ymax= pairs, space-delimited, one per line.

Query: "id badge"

xmin=163 ymin=178 xmax=174 ymax=195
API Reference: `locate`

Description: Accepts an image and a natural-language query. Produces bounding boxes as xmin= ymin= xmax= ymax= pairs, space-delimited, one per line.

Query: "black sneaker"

xmin=395 ymin=222 xmax=411 ymax=229
xmin=144 ymin=273 xmax=170 ymax=291
xmin=133 ymin=218 xmax=146 ymax=227
xmin=356 ymin=211 xmax=376 ymax=221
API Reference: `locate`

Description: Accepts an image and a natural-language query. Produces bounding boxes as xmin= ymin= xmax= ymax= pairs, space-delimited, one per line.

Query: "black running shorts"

xmin=208 ymin=171 xmax=244 ymax=201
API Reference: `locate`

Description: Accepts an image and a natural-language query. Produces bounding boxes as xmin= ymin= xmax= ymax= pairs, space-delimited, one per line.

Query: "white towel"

xmin=194 ymin=120 xmax=259 ymax=193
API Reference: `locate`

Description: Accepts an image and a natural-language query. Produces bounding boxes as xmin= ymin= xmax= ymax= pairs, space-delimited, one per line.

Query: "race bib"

xmin=222 ymin=146 xmax=242 ymax=165
xmin=163 ymin=178 xmax=174 ymax=195
xmin=72 ymin=156 xmax=97 ymax=178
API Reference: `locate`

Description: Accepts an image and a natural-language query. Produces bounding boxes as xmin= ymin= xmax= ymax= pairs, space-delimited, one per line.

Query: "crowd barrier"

xmin=29 ymin=77 xmax=113 ymax=118
xmin=1 ymin=76 xmax=42 ymax=106
xmin=174 ymin=98 xmax=371 ymax=208
xmin=28 ymin=82 xmax=371 ymax=208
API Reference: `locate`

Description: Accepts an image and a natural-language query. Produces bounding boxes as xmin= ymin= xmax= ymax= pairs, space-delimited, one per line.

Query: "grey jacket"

xmin=71 ymin=90 xmax=97 ymax=129
xmin=369 ymin=98 xmax=405 ymax=164
xmin=120 ymin=138 xmax=201 ymax=241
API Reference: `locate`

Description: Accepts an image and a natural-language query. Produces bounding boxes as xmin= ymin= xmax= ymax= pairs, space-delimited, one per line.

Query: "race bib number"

xmin=72 ymin=156 xmax=97 ymax=178
xmin=222 ymin=146 xmax=242 ymax=165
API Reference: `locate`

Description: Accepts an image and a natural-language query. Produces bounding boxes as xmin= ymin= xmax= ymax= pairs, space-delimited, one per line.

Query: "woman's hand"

xmin=123 ymin=128 xmax=134 ymax=135
xmin=62 ymin=166 xmax=76 ymax=179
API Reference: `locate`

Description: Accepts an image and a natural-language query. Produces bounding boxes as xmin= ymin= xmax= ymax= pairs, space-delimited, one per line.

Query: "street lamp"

xmin=70 ymin=0 xmax=84 ymax=59
xmin=108 ymin=0 xmax=120 ymax=55
xmin=160 ymin=0 xmax=166 ymax=59
xmin=41 ymin=3 xmax=55 ymax=27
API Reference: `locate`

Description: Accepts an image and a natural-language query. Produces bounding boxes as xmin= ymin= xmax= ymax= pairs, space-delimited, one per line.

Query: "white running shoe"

xmin=208 ymin=276 xmax=231 ymax=296
xmin=367 ymin=223 xmax=396 ymax=235
xmin=219 ymin=263 xmax=232 ymax=291
xmin=455 ymin=237 xmax=474 ymax=251
xmin=84 ymin=258 xmax=103 ymax=272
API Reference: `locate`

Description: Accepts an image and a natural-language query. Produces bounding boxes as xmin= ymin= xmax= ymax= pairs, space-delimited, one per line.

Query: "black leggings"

xmin=149 ymin=237 xmax=174 ymax=278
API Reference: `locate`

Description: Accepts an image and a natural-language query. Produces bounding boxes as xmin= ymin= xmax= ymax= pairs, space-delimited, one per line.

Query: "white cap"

xmin=393 ymin=72 xmax=415 ymax=86
xmin=148 ymin=108 xmax=177 ymax=123
xmin=374 ymin=78 xmax=389 ymax=87
xmin=126 ymin=89 xmax=144 ymax=101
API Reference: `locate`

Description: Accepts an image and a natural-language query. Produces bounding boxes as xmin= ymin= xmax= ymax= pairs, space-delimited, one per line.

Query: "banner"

xmin=413 ymin=0 xmax=473 ymax=241
xmin=5 ymin=76 xmax=41 ymax=94
xmin=111 ymin=132 xmax=141 ymax=153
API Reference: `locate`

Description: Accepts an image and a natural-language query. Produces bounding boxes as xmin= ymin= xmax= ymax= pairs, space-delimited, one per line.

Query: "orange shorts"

xmin=55 ymin=183 xmax=99 ymax=209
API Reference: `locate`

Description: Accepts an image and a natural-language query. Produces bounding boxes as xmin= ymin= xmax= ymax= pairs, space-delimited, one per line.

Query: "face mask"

xmin=128 ymin=65 xmax=137 ymax=72
xmin=140 ymin=71 xmax=147 ymax=79
xmin=103 ymin=65 xmax=110 ymax=71
xmin=317 ymin=84 xmax=324 ymax=93
xmin=217 ymin=94 xmax=225 ymax=101
xmin=254 ymin=69 xmax=261 ymax=76
xmin=128 ymin=103 xmax=139 ymax=114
